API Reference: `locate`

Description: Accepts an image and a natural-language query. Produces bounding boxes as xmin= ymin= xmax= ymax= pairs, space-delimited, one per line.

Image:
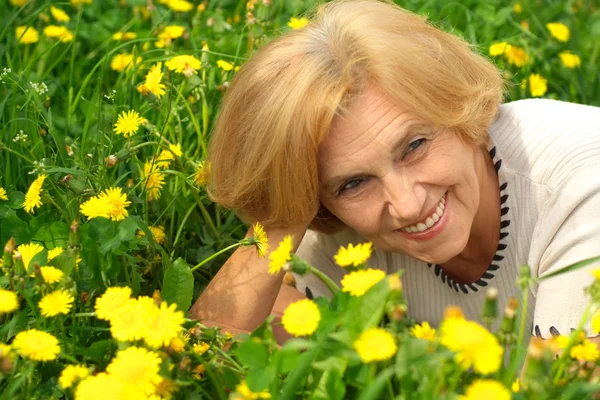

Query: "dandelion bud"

xmin=482 ymin=287 xmax=498 ymax=327
xmin=13 ymin=252 xmax=25 ymax=276
xmin=518 ymin=265 xmax=531 ymax=289
xmin=0 ymin=357 xmax=13 ymax=374
xmin=69 ymin=220 xmax=80 ymax=247
xmin=152 ymin=289 xmax=162 ymax=306
xmin=179 ymin=356 xmax=191 ymax=371
xmin=246 ymin=12 xmax=256 ymax=24
xmin=104 ymin=154 xmax=118 ymax=167
xmin=80 ymin=291 xmax=89 ymax=303
xmin=283 ymin=271 xmax=296 ymax=287
xmin=3 ymin=238 xmax=16 ymax=270
xmin=387 ymin=304 xmax=406 ymax=321
xmin=207 ymin=17 xmax=215 ymax=27
xmin=443 ymin=305 xmax=464 ymax=320
xmin=527 ymin=337 xmax=545 ymax=359
xmin=499 ymin=297 xmax=518 ymax=342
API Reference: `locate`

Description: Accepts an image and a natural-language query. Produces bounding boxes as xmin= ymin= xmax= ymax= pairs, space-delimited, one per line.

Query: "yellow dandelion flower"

xmin=156 ymin=149 xmax=174 ymax=168
xmin=529 ymin=73 xmax=548 ymax=97
xmin=504 ymin=45 xmax=528 ymax=67
xmin=39 ymin=289 xmax=74 ymax=317
xmin=388 ymin=274 xmax=402 ymax=291
xmin=592 ymin=310 xmax=600 ymax=335
xmin=511 ymin=378 xmax=520 ymax=393
xmin=95 ymin=286 xmax=132 ymax=321
xmin=43 ymin=25 xmax=74 ymax=42
xmin=47 ymin=247 xmax=64 ymax=261
xmin=71 ymin=0 xmax=93 ymax=4
xmin=112 ymin=31 xmax=138 ymax=41
xmin=16 ymin=242 xmax=44 ymax=269
xmin=281 ymin=298 xmax=321 ymax=336
xmin=287 ymin=17 xmax=309 ymax=30
xmin=76 ymin=373 xmax=127 ymax=399
xmin=194 ymin=161 xmax=210 ymax=187
xmin=99 ymin=187 xmax=131 ymax=221
xmin=145 ymin=226 xmax=166 ymax=244
xmin=23 ymin=174 xmax=47 ymax=213
xmin=547 ymin=22 xmax=570 ymax=42
xmin=268 ymin=235 xmax=293 ymax=275
xmin=143 ymin=301 xmax=185 ymax=348
xmin=139 ymin=62 xmax=166 ymax=98
xmin=166 ymin=55 xmax=202 ymax=77
xmin=334 ymin=242 xmax=372 ymax=267
xmin=0 ymin=343 xmax=14 ymax=359
xmin=217 ymin=60 xmax=234 ymax=71
xmin=0 ymin=187 xmax=7 ymax=200
xmin=50 ymin=6 xmax=71 ymax=22
xmin=170 ymin=332 xmax=189 ymax=352
xmin=410 ymin=321 xmax=436 ymax=341
xmin=440 ymin=317 xmax=503 ymax=374
xmin=251 ymin=222 xmax=269 ymax=258
xmin=143 ymin=161 xmax=166 ymax=201
xmin=106 ymin=346 xmax=162 ymax=396
xmin=570 ymin=339 xmax=599 ymax=362
xmin=12 ymin=329 xmax=60 ymax=361
xmin=191 ymin=364 xmax=206 ymax=380
xmin=59 ymin=364 xmax=89 ymax=389
xmin=10 ymin=0 xmax=28 ymax=6
xmin=0 ymin=289 xmax=19 ymax=314
xmin=110 ymin=53 xmax=141 ymax=73
xmin=193 ymin=342 xmax=210 ymax=355
xmin=489 ymin=42 xmax=509 ymax=57
xmin=353 ymin=327 xmax=397 ymax=363
xmin=110 ymin=296 xmax=155 ymax=342
xmin=168 ymin=143 xmax=183 ymax=157
xmin=233 ymin=380 xmax=272 ymax=399
xmin=168 ymin=0 xmax=193 ymax=12
xmin=160 ymin=25 xmax=185 ymax=40
xmin=341 ymin=268 xmax=386 ymax=296
xmin=114 ymin=109 xmax=144 ymax=137
xmin=40 ymin=266 xmax=64 ymax=284
xmin=459 ymin=379 xmax=510 ymax=400
xmin=559 ymin=51 xmax=581 ymax=69
xmin=79 ymin=195 xmax=111 ymax=220
xmin=513 ymin=3 xmax=522 ymax=14
xmin=16 ymin=26 xmax=39 ymax=44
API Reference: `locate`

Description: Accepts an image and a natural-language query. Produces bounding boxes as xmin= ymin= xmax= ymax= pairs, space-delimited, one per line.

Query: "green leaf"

xmin=356 ymin=367 xmax=394 ymax=400
xmin=538 ymin=256 xmax=600 ymax=281
xmin=49 ymin=251 xmax=76 ymax=276
xmin=235 ymin=340 xmax=269 ymax=369
xmin=31 ymin=220 xmax=69 ymax=247
xmin=246 ymin=366 xmax=275 ymax=393
xmin=162 ymin=258 xmax=194 ymax=312
xmin=7 ymin=191 xmax=24 ymax=210
xmin=0 ymin=216 xmax=30 ymax=245
xmin=343 ymin=278 xmax=391 ymax=337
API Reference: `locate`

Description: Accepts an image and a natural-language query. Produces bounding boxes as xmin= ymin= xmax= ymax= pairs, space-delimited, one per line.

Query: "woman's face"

xmin=318 ymin=85 xmax=484 ymax=265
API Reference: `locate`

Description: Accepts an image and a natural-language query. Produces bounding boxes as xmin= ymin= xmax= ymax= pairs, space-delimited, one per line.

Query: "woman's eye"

xmin=338 ymin=178 xmax=363 ymax=195
xmin=403 ymin=138 xmax=426 ymax=158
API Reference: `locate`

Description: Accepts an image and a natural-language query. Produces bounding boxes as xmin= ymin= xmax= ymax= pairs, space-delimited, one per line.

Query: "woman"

xmin=190 ymin=0 xmax=600 ymax=343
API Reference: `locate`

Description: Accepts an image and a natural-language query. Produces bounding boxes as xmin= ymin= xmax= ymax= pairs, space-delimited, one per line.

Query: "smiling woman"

xmin=190 ymin=0 xmax=600 ymax=344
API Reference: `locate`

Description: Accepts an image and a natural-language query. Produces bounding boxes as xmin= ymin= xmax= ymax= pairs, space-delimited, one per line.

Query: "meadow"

xmin=1 ymin=0 xmax=600 ymax=398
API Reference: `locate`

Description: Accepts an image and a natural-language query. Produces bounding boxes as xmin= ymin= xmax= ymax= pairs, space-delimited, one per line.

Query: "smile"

xmin=395 ymin=191 xmax=449 ymax=240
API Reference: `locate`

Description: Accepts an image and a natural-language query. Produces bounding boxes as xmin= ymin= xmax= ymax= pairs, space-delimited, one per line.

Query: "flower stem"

xmin=190 ymin=242 xmax=244 ymax=272
xmin=307 ymin=265 xmax=340 ymax=295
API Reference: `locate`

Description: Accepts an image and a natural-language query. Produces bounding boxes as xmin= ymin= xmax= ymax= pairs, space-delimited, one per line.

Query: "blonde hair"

xmin=207 ymin=0 xmax=504 ymax=232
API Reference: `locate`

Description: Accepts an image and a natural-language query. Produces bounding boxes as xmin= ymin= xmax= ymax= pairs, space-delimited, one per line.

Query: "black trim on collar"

xmin=426 ymin=146 xmax=510 ymax=294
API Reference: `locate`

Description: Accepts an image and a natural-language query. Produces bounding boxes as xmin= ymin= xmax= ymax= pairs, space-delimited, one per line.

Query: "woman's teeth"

xmin=401 ymin=193 xmax=446 ymax=233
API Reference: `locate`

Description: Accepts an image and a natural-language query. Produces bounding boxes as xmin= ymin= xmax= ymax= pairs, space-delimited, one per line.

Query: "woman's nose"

xmin=384 ymin=177 xmax=422 ymax=223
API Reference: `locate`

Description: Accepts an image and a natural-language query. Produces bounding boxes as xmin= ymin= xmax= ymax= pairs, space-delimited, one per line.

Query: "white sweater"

xmin=294 ymin=99 xmax=600 ymax=339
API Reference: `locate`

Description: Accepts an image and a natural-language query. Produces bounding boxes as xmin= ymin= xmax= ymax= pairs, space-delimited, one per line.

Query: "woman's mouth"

xmin=395 ymin=191 xmax=449 ymax=240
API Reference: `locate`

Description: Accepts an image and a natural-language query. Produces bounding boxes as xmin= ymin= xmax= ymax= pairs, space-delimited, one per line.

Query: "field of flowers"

xmin=1 ymin=0 xmax=600 ymax=399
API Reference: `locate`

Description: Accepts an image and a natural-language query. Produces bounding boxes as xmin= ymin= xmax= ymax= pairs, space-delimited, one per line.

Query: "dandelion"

xmin=16 ymin=242 xmax=44 ymax=269
xmin=511 ymin=378 xmax=521 ymax=393
xmin=488 ymin=42 xmax=509 ymax=57
xmin=160 ymin=25 xmax=186 ymax=39
xmin=112 ymin=32 xmax=137 ymax=41
xmin=110 ymin=53 xmax=141 ymax=73
xmin=410 ymin=321 xmax=436 ymax=341
xmin=513 ymin=3 xmax=522 ymax=13
xmin=143 ymin=225 xmax=166 ymax=244
xmin=50 ymin=6 xmax=71 ymax=22
xmin=268 ymin=235 xmax=293 ymax=275
xmin=114 ymin=110 xmax=144 ymax=137
xmin=166 ymin=55 xmax=202 ymax=76
xmin=353 ymin=327 xmax=398 ymax=363
xmin=12 ymin=329 xmax=60 ymax=361
xmin=194 ymin=161 xmax=210 ymax=187
xmin=504 ymin=45 xmax=528 ymax=67
xmin=138 ymin=62 xmax=166 ymax=98
xmin=143 ymin=161 xmax=166 ymax=200
xmin=168 ymin=0 xmax=194 ymax=12
xmin=459 ymin=379 xmax=510 ymax=400
xmin=0 ymin=187 xmax=8 ymax=200
xmin=570 ymin=339 xmax=599 ymax=362
xmin=47 ymin=247 xmax=64 ymax=261
xmin=281 ymin=298 xmax=321 ymax=336
xmin=169 ymin=143 xmax=183 ymax=157
xmin=156 ymin=149 xmax=175 ymax=168
xmin=39 ymin=289 xmax=74 ymax=317
xmin=23 ymin=174 xmax=47 ymax=213
xmin=559 ymin=51 xmax=581 ymax=69
xmin=79 ymin=196 xmax=111 ymax=220
xmin=76 ymin=373 xmax=127 ymax=399
xmin=341 ymin=269 xmax=386 ymax=296
xmin=287 ymin=17 xmax=309 ymax=30
xmin=529 ymin=73 xmax=548 ymax=97
xmin=43 ymin=25 xmax=74 ymax=42
xmin=59 ymin=365 xmax=89 ymax=389
xmin=16 ymin=26 xmax=39 ymax=44
xmin=217 ymin=60 xmax=234 ymax=71
xmin=40 ymin=266 xmax=65 ymax=284
xmin=95 ymin=286 xmax=132 ymax=321
xmin=547 ymin=22 xmax=570 ymax=42
xmin=110 ymin=296 xmax=155 ymax=341
xmin=106 ymin=347 xmax=162 ymax=396
xmin=170 ymin=332 xmax=189 ymax=352
xmin=143 ymin=301 xmax=185 ymax=348
xmin=191 ymin=364 xmax=206 ymax=380
xmin=0 ymin=343 xmax=13 ymax=359
xmin=232 ymin=380 xmax=272 ymax=399
xmin=71 ymin=0 xmax=93 ymax=4
xmin=334 ymin=242 xmax=372 ymax=267
xmin=0 ymin=289 xmax=19 ymax=314
xmin=440 ymin=317 xmax=503 ymax=374
xmin=10 ymin=0 xmax=28 ymax=6
xmin=193 ymin=342 xmax=210 ymax=355
xmin=251 ymin=222 xmax=269 ymax=257
xmin=100 ymin=187 xmax=131 ymax=221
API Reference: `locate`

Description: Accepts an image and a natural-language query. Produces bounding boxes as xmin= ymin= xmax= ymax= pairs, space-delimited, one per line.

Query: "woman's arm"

xmin=189 ymin=224 xmax=310 ymax=333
